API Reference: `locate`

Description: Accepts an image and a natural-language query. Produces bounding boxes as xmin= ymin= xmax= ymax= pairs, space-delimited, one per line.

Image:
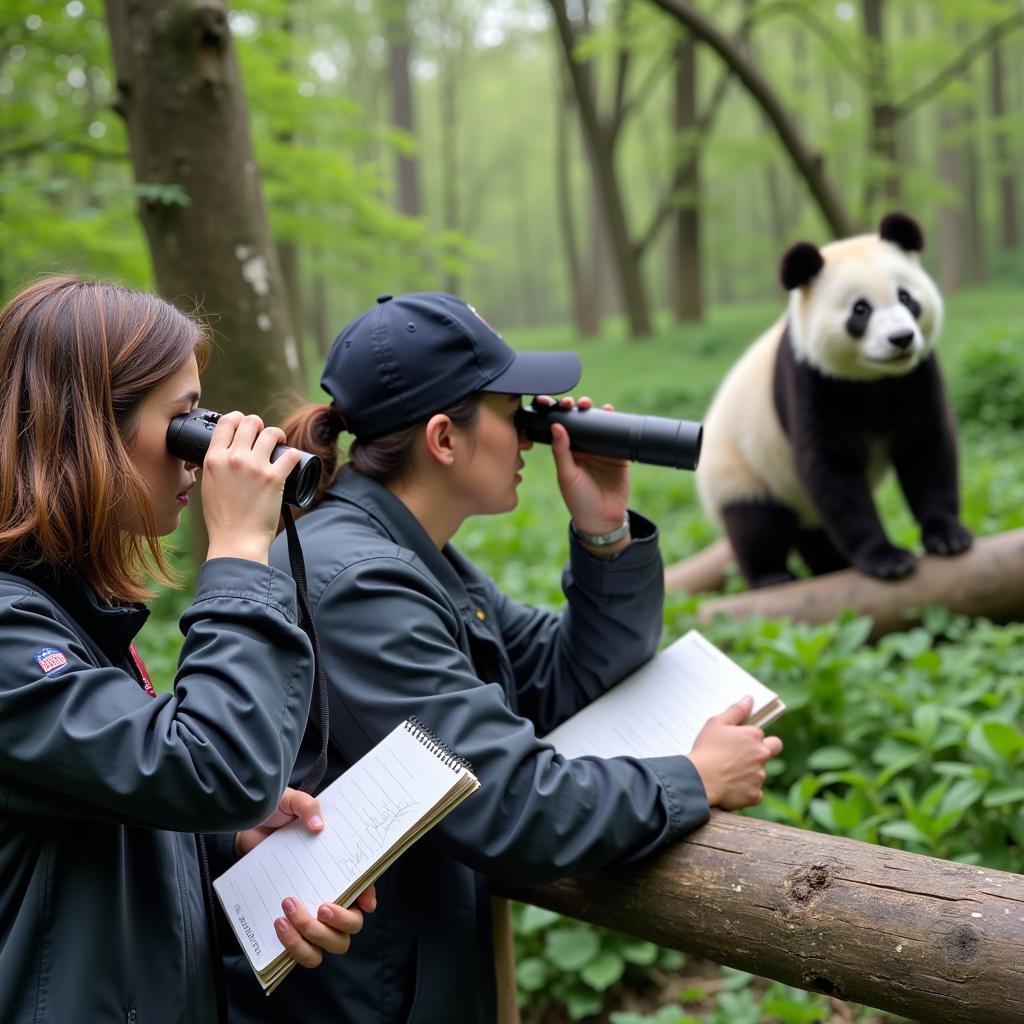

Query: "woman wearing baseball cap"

xmin=222 ymin=292 xmax=780 ymax=1023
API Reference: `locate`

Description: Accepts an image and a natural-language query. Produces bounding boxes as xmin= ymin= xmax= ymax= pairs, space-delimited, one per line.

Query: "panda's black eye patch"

xmin=898 ymin=287 xmax=921 ymax=319
xmin=847 ymin=298 xmax=873 ymax=339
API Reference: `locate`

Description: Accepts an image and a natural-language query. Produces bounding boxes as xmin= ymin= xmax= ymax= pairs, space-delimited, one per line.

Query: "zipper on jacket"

xmin=127 ymin=1010 xmax=137 ymax=1023
xmin=172 ymin=833 xmax=197 ymax=1022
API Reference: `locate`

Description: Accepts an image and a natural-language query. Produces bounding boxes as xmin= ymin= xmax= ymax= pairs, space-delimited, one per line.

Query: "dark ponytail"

xmin=280 ymin=395 xmax=482 ymax=514
xmin=280 ymin=403 xmax=346 ymax=511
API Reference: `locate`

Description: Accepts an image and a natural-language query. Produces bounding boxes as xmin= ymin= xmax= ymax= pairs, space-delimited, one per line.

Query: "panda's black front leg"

xmin=890 ymin=417 xmax=973 ymax=558
xmin=795 ymin=437 xmax=916 ymax=580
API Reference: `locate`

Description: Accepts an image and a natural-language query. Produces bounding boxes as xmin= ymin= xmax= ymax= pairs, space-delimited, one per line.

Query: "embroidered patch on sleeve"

xmin=34 ymin=647 xmax=69 ymax=675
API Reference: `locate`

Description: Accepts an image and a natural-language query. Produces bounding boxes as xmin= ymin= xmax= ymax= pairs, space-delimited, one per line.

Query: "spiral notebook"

xmin=213 ymin=719 xmax=479 ymax=995
xmin=541 ymin=630 xmax=785 ymax=759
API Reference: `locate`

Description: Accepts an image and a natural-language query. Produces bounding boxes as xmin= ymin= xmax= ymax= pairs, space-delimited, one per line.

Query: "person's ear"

xmin=423 ymin=413 xmax=456 ymax=466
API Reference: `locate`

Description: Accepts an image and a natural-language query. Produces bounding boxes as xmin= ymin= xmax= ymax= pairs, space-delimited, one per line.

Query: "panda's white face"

xmin=788 ymin=234 xmax=943 ymax=382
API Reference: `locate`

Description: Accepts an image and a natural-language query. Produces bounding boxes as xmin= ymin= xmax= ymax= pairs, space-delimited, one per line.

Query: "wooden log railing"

xmin=497 ymin=811 xmax=1024 ymax=1024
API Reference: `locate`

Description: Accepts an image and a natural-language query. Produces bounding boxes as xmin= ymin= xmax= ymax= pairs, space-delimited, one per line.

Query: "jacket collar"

xmin=14 ymin=563 xmax=150 ymax=661
xmin=325 ymin=467 xmax=477 ymax=615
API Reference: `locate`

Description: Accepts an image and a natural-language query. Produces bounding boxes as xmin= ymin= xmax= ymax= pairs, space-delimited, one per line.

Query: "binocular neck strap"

xmin=281 ymin=504 xmax=330 ymax=795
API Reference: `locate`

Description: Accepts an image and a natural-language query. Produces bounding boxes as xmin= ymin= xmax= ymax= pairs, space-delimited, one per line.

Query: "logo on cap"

xmin=466 ymin=303 xmax=503 ymax=341
xmin=35 ymin=647 xmax=68 ymax=675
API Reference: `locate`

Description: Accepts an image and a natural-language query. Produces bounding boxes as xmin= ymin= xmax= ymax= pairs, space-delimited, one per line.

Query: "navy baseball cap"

xmin=320 ymin=292 xmax=582 ymax=439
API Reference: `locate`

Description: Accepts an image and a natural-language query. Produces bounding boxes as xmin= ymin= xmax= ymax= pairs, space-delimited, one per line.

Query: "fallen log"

xmin=664 ymin=537 xmax=732 ymax=594
xmin=696 ymin=529 xmax=1024 ymax=639
xmin=497 ymin=811 xmax=1024 ymax=1024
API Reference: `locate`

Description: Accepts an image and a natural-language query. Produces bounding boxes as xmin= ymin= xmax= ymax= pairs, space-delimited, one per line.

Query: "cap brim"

xmin=482 ymin=350 xmax=582 ymax=397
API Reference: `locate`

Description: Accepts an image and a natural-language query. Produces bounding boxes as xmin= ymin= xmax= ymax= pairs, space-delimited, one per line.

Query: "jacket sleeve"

xmin=312 ymin=550 xmax=708 ymax=887
xmin=486 ymin=511 xmax=665 ymax=734
xmin=0 ymin=559 xmax=314 ymax=832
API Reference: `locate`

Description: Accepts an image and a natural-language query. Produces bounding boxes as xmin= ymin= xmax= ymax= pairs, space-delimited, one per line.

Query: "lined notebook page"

xmin=214 ymin=721 xmax=470 ymax=973
xmin=541 ymin=630 xmax=783 ymax=760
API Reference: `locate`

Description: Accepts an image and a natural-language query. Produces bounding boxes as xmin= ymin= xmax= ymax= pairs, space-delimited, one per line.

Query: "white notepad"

xmin=214 ymin=719 xmax=479 ymax=995
xmin=541 ymin=629 xmax=784 ymax=759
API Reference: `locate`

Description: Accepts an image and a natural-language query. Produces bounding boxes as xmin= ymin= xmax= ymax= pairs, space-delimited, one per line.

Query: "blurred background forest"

xmin=4 ymin=0 xmax=1023 ymax=353
xmin=4 ymin=1 xmax=1024 ymax=1022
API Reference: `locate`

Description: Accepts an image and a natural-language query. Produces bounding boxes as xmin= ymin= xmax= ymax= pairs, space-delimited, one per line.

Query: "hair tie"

xmin=325 ymin=403 xmax=348 ymax=436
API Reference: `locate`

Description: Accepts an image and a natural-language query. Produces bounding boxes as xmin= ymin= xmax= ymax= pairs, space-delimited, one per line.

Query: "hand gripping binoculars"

xmin=166 ymin=409 xmax=323 ymax=508
xmin=514 ymin=402 xmax=702 ymax=470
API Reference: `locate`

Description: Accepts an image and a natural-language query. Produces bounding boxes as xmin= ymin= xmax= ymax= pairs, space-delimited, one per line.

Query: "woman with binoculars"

xmin=0 ymin=277 xmax=372 ymax=1024
xmin=222 ymin=291 xmax=782 ymax=1024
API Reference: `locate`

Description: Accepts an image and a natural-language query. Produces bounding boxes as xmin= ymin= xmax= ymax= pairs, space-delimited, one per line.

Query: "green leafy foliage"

xmin=513 ymin=903 xmax=686 ymax=1021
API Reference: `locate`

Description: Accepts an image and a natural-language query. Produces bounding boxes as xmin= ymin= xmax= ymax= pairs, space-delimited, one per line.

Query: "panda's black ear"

xmin=780 ymin=242 xmax=824 ymax=291
xmin=879 ymin=212 xmax=924 ymax=252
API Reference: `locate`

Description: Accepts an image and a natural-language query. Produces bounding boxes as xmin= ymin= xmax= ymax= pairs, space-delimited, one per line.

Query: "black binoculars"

xmin=166 ymin=409 xmax=323 ymax=508
xmin=514 ymin=402 xmax=702 ymax=470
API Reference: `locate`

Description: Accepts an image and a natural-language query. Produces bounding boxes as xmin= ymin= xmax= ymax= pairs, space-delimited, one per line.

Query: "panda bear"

xmin=695 ymin=212 xmax=972 ymax=589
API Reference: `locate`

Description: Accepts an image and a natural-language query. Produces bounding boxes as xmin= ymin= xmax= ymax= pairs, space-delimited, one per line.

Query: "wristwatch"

xmin=571 ymin=512 xmax=631 ymax=547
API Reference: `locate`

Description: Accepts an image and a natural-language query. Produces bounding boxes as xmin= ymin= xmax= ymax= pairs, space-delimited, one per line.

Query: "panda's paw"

xmin=854 ymin=543 xmax=917 ymax=580
xmin=922 ymin=521 xmax=973 ymax=557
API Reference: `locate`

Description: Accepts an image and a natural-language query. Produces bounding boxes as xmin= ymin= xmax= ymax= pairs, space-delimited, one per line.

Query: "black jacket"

xmin=225 ymin=468 xmax=710 ymax=1024
xmin=0 ymin=558 xmax=314 ymax=1024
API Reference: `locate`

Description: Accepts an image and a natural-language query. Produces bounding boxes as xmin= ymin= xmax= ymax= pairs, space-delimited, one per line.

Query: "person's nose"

xmin=517 ymin=432 xmax=533 ymax=452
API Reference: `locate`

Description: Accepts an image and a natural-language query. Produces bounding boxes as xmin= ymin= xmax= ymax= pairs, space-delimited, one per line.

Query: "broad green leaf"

xmin=580 ymin=950 xmax=625 ymax=991
xmin=807 ymin=746 xmax=856 ymax=770
xmin=619 ymin=939 xmax=659 ymax=965
xmin=879 ymin=820 xmax=929 ymax=844
xmin=515 ymin=957 xmax=550 ymax=993
xmin=544 ymin=926 xmax=600 ymax=972
xmin=982 ymin=785 xmax=1024 ymax=808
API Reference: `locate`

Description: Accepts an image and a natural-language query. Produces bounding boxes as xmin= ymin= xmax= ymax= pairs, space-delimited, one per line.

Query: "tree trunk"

xmin=439 ymin=44 xmax=460 ymax=295
xmin=277 ymin=239 xmax=307 ymax=386
xmin=962 ymin=65 xmax=986 ymax=286
xmin=104 ymin=0 xmax=302 ymax=417
xmin=548 ymin=0 xmax=653 ymax=338
xmin=499 ymin=811 xmax=1024 ymax=1024
xmin=308 ymin=258 xmax=330 ymax=360
xmin=386 ymin=0 xmax=421 ymax=218
xmin=555 ymin=72 xmax=600 ymax=337
xmin=936 ymin=97 xmax=964 ymax=293
xmin=990 ymin=40 xmax=1019 ymax=251
xmin=863 ymin=0 xmax=901 ymax=214
xmin=648 ymin=0 xmax=855 ymax=238
xmin=669 ymin=34 xmax=702 ymax=323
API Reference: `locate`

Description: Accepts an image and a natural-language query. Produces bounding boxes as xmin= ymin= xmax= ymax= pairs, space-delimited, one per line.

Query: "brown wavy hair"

xmin=280 ymin=396 xmax=481 ymax=513
xmin=0 ymin=276 xmax=209 ymax=601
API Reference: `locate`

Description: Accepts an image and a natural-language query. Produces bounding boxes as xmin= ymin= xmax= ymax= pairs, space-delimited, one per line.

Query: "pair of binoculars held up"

xmin=514 ymin=402 xmax=702 ymax=471
xmin=166 ymin=409 xmax=323 ymax=508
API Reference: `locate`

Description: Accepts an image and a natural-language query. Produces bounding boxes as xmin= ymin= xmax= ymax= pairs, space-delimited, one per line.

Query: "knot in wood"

xmin=194 ymin=2 xmax=228 ymax=50
xmin=787 ymin=863 xmax=832 ymax=904
xmin=803 ymin=973 xmax=844 ymax=1000
xmin=942 ymin=925 xmax=980 ymax=966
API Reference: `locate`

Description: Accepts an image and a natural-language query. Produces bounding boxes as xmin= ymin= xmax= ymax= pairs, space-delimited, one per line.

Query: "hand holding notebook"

xmin=540 ymin=629 xmax=785 ymax=759
xmin=215 ymin=719 xmax=479 ymax=995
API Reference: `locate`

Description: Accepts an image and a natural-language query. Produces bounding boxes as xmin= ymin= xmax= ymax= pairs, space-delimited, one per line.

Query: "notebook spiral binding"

xmin=404 ymin=717 xmax=474 ymax=773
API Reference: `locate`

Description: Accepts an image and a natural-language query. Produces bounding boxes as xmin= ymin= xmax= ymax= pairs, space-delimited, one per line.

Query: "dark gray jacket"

xmin=0 ymin=557 xmax=314 ymax=1024
xmin=226 ymin=468 xmax=710 ymax=1024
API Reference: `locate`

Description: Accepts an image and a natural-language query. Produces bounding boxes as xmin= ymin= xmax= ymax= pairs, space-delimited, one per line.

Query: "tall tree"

xmin=548 ymin=0 xmax=654 ymax=337
xmin=648 ymin=0 xmax=855 ymax=237
xmin=990 ymin=38 xmax=1019 ymax=251
xmin=554 ymin=68 xmax=601 ymax=337
xmin=668 ymin=33 xmax=701 ymax=322
xmin=104 ymin=0 xmax=302 ymax=418
xmin=385 ymin=0 xmax=422 ymax=218
xmin=863 ymin=0 xmax=900 ymax=211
